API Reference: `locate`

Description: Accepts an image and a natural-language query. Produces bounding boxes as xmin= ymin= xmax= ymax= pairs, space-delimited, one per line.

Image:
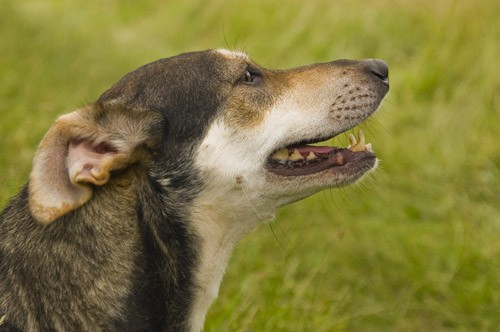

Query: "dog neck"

xmin=187 ymin=198 xmax=266 ymax=331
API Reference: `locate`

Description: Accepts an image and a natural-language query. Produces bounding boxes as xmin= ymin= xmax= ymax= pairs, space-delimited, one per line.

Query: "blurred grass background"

xmin=1 ymin=0 xmax=499 ymax=330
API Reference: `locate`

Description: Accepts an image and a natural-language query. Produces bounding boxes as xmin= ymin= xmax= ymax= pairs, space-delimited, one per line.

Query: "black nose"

xmin=364 ymin=59 xmax=389 ymax=85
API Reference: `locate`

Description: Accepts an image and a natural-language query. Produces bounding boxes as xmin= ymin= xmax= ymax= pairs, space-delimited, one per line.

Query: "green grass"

xmin=1 ymin=0 xmax=499 ymax=330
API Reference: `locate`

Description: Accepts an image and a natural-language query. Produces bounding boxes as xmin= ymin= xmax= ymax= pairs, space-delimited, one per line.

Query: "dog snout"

xmin=363 ymin=59 xmax=389 ymax=85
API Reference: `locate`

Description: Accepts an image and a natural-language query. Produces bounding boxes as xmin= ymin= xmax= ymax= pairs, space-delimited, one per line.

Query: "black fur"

xmin=0 ymin=50 xmax=389 ymax=331
xmin=0 ymin=51 xmax=232 ymax=331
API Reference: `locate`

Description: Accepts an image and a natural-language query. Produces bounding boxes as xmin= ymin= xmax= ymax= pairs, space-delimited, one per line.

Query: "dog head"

xmin=28 ymin=49 xmax=388 ymax=224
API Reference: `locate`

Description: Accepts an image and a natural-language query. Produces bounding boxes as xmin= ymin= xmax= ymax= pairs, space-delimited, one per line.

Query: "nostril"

xmin=365 ymin=59 xmax=389 ymax=84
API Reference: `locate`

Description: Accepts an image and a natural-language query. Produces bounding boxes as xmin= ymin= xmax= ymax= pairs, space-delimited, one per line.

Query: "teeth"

xmin=271 ymin=130 xmax=374 ymax=163
xmin=348 ymin=134 xmax=357 ymax=147
xmin=271 ymin=148 xmax=289 ymax=161
xmin=306 ymin=151 xmax=317 ymax=160
xmin=348 ymin=130 xmax=373 ymax=152
xmin=289 ymin=149 xmax=303 ymax=161
xmin=271 ymin=147 xmax=320 ymax=163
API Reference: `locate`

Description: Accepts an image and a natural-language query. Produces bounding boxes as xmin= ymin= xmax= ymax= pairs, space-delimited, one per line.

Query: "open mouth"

xmin=266 ymin=130 xmax=376 ymax=177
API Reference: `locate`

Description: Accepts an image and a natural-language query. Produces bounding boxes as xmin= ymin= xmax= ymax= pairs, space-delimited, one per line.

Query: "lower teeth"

xmin=271 ymin=130 xmax=373 ymax=162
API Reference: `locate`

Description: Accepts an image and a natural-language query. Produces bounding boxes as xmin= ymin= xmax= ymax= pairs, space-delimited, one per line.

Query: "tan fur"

xmin=28 ymin=105 xmax=161 ymax=224
xmin=1 ymin=49 xmax=388 ymax=331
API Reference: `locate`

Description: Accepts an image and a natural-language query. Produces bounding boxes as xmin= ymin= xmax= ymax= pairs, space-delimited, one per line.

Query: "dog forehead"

xmin=99 ymin=49 xmax=246 ymax=104
xmin=215 ymin=49 xmax=251 ymax=61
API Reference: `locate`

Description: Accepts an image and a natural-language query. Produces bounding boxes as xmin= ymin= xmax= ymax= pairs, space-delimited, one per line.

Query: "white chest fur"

xmin=187 ymin=207 xmax=260 ymax=332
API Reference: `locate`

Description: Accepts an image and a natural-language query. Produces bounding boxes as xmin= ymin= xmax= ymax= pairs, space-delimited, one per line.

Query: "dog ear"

xmin=28 ymin=107 xmax=137 ymax=224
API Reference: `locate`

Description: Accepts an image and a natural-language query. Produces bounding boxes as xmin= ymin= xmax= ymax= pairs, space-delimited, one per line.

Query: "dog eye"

xmin=240 ymin=69 xmax=262 ymax=85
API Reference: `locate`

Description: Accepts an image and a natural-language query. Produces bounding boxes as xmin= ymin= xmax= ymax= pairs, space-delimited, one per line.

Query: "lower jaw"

xmin=265 ymin=157 xmax=377 ymax=187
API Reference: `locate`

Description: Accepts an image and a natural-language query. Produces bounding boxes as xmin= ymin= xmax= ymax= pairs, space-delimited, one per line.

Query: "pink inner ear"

xmin=29 ymin=110 xmax=137 ymax=224
xmin=67 ymin=140 xmax=118 ymax=186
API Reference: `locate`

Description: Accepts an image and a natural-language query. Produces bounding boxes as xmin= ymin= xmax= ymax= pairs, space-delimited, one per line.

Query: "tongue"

xmin=290 ymin=145 xmax=335 ymax=155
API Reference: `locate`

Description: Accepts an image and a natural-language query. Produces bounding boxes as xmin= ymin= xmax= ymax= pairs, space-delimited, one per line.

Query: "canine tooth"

xmin=306 ymin=151 xmax=317 ymax=160
xmin=348 ymin=134 xmax=357 ymax=148
xmin=272 ymin=148 xmax=289 ymax=160
xmin=348 ymin=130 xmax=367 ymax=152
xmin=358 ymin=130 xmax=365 ymax=146
xmin=289 ymin=149 xmax=303 ymax=161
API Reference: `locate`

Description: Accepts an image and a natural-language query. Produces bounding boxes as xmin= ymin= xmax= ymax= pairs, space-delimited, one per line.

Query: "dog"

xmin=0 ymin=49 xmax=389 ymax=331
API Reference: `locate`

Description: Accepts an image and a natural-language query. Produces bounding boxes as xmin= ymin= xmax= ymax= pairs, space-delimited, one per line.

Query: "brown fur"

xmin=0 ymin=49 xmax=388 ymax=331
